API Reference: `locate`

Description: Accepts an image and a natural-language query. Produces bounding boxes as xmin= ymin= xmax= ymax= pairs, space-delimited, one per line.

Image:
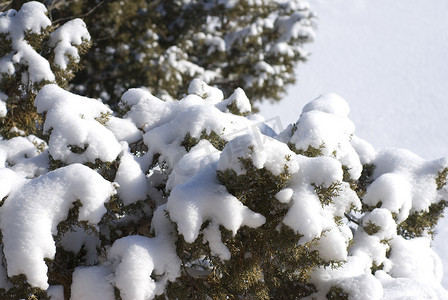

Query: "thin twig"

xmin=344 ymin=212 xmax=360 ymax=225
xmin=0 ymin=1 xmax=12 ymax=12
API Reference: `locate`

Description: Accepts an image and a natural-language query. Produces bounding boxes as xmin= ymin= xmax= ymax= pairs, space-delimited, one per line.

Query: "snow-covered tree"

xmin=38 ymin=0 xmax=315 ymax=106
xmin=0 ymin=2 xmax=448 ymax=300
xmin=0 ymin=1 xmax=90 ymax=139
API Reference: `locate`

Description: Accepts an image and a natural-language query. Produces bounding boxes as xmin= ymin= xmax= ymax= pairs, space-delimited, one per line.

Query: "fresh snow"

xmin=35 ymin=84 xmax=122 ymax=164
xmin=259 ymin=0 xmax=448 ymax=290
xmin=0 ymin=1 xmax=447 ymax=298
xmin=0 ymin=164 xmax=115 ymax=289
xmin=0 ymin=2 xmax=90 ymax=84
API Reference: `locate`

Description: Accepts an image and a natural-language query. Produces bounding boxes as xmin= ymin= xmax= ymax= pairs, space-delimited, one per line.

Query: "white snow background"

xmin=258 ymin=0 xmax=448 ymax=289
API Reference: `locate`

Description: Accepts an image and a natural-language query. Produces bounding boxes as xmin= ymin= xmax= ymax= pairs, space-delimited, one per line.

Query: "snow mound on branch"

xmin=0 ymin=2 xmax=90 ymax=83
xmin=0 ymin=2 xmax=53 ymax=82
xmin=217 ymin=131 xmax=299 ymax=176
xmin=306 ymin=149 xmax=448 ymax=299
xmin=35 ymin=84 xmax=121 ymax=164
xmin=216 ymin=87 xmax=252 ymax=115
xmin=376 ymin=236 xmax=448 ymax=299
xmin=389 ymin=237 xmax=443 ymax=285
xmin=306 ymin=254 xmax=383 ymax=300
xmin=188 ymin=78 xmax=224 ymax=102
xmin=71 ymin=207 xmax=181 ymax=300
xmin=121 ymin=80 xmax=256 ymax=170
xmin=0 ymin=136 xmax=39 ymax=168
xmin=279 ymin=93 xmax=362 ymax=180
xmin=166 ymin=139 xmax=218 ymax=190
xmin=108 ymin=234 xmax=180 ymax=300
xmin=284 ymin=154 xmax=360 ymax=246
xmin=363 ymin=173 xmax=412 ymax=223
xmin=0 ymin=136 xmax=49 ymax=178
xmin=115 ymin=142 xmax=148 ymax=205
xmin=0 ymin=164 xmax=115 ymax=289
xmin=167 ymin=140 xmax=266 ymax=244
xmin=49 ymin=18 xmax=90 ymax=70
xmin=371 ymin=149 xmax=448 ymax=213
xmin=104 ymin=116 xmax=142 ymax=144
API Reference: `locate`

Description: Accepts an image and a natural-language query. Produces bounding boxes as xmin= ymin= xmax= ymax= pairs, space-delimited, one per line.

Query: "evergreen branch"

xmin=344 ymin=212 xmax=360 ymax=226
xmin=0 ymin=1 xmax=12 ymax=12
xmin=52 ymin=0 xmax=105 ymax=25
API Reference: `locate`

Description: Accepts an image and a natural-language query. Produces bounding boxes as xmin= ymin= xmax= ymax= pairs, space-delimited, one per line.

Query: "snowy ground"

xmin=259 ymin=0 xmax=448 ymax=289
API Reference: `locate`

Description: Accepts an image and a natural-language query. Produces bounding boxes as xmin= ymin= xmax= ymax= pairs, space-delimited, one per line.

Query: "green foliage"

xmin=326 ymin=285 xmax=349 ymax=300
xmin=217 ymin=157 xmax=291 ymax=216
xmin=55 ymin=200 xmax=98 ymax=243
xmin=128 ymin=139 xmax=148 ymax=157
xmin=363 ymin=221 xmax=381 ymax=236
xmin=85 ymin=158 xmax=120 ymax=182
xmin=350 ymin=163 xmax=376 ymax=199
xmin=0 ymin=5 xmax=90 ymax=139
xmin=0 ymin=73 xmax=49 ymax=139
xmin=0 ymin=33 xmax=12 ymax=56
xmin=313 ymin=182 xmax=342 ymax=207
xmin=47 ymin=0 xmax=314 ymax=106
xmin=46 ymin=247 xmax=87 ymax=299
xmin=181 ymin=130 xmax=227 ymax=152
xmin=2 ymin=3 xmax=448 ymax=300
xmin=1 ymin=274 xmax=49 ymax=299
xmin=226 ymin=100 xmax=250 ymax=117
xmin=94 ymin=111 xmax=112 ymax=126
xmin=99 ymin=195 xmax=156 ymax=250
xmin=397 ymin=200 xmax=448 ymax=239
xmin=371 ymin=262 xmax=384 ymax=274
xmin=436 ymin=167 xmax=448 ymax=190
xmin=289 ymin=143 xmax=325 ymax=157
xmin=165 ymin=154 xmax=347 ymax=298
xmin=181 ymin=132 xmax=200 ymax=152
xmin=395 ymin=167 xmax=448 ymax=239
xmin=205 ymin=225 xmax=320 ymax=299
